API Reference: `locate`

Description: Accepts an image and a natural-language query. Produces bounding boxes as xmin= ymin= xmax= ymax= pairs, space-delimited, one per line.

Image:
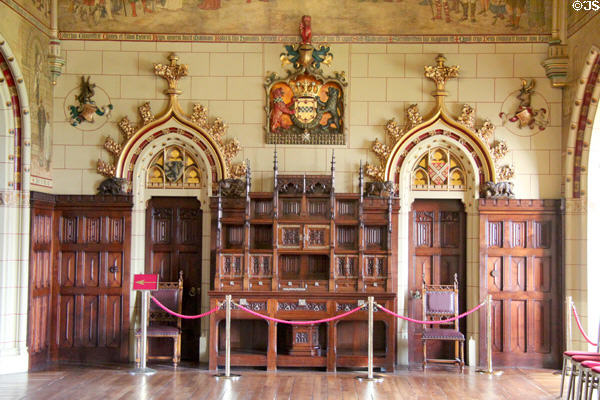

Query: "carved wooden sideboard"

xmin=209 ymin=158 xmax=399 ymax=371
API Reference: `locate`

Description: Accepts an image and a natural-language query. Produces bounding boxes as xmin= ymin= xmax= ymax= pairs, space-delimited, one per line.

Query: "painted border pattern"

xmin=0 ymin=0 xmax=51 ymax=36
xmin=572 ymin=53 xmax=600 ymax=198
xmin=58 ymin=32 xmax=552 ymax=44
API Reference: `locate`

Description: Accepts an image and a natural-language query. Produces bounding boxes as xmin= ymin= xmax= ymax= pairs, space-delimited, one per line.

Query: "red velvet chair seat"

xmin=422 ymin=329 xmax=465 ymax=340
xmin=564 ymin=350 xmax=600 ymax=357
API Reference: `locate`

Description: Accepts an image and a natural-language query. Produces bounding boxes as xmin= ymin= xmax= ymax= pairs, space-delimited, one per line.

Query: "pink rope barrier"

xmin=233 ymin=302 xmax=365 ymax=325
xmin=150 ymin=295 xmax=220 ymax=320
xmin=572 ymin=303 xmax=598 ymax=347
xmin=376 ymin=301 xmax=485 ymax=324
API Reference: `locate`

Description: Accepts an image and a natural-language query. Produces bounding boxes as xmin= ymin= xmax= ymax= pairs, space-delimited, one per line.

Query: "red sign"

xmin=133 ymin=274 xmax=159 ymax=290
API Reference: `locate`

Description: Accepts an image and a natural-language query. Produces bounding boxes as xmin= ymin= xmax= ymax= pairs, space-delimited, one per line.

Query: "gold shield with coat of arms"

xmin=295 ymin=96 xmax=318 ymax=124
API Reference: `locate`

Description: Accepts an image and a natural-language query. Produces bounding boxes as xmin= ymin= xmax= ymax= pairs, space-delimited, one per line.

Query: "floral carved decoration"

xmin=366 ymin=54 xmax=514 ymax=192
xmin=96 ymin=53 xmax=246 ymax=190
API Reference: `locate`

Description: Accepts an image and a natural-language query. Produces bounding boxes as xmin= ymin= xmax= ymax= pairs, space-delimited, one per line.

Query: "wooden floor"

xmin=0 ymin=364 xmax=562 ymax=400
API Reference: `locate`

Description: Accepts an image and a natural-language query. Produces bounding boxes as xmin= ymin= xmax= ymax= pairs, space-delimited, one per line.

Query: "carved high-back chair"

xmin=136 ymin=271 xmax=183 ymax=366
xmin=421 ymin=273 xmax=465 ymax=371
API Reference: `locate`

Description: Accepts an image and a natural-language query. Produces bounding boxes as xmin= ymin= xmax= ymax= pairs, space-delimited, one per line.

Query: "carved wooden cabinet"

xmin=209 ymin=165 xmax=399 ymax=371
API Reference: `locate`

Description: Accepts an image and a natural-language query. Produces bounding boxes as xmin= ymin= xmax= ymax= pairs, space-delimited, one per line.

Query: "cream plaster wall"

xmin=51 ymin=40 xmax=564 ymax=364
xmin=52 ymin=41 xmax=562 ymax=198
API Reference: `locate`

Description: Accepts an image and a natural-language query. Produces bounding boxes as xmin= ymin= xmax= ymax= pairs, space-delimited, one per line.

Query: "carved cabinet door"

xmin=408 ymin=199 xmax=466 ymax=368
xmin=146 ymin=197 xmax=203 ymax=361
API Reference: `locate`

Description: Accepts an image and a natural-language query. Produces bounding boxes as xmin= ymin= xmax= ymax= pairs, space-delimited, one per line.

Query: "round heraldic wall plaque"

xmin=499 ymin=79 xmax=549 ymax=137
xmin=64 ymin=75 xmax=113 ymax=132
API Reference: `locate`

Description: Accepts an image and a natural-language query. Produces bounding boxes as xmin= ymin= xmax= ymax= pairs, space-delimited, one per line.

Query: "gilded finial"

xmin=153 ymin=53 xmax=189 ymax=95
xmin=424 ymin=54 xmax=459 ymax=92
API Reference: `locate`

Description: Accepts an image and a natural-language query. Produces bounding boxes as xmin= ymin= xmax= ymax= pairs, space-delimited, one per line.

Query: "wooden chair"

xmin=421 ymin=273 xmax=465 ymax=371
xmin=136 ymin=271 xmax=183 ymax=366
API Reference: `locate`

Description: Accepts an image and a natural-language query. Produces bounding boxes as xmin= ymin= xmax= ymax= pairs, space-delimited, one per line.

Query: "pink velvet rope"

xmin=376 ymin=301 xmax=485 ymax=324
xmin=150 ymin=295 xmax=220 ymax=320
xmin=233 ymin=302 xmax=365 ymax=325
xmin=572 ymin=303 xmax=599 ymax=347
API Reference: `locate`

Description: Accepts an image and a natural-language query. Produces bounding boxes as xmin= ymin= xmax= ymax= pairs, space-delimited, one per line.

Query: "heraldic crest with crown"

xmin=264 ymin=15 xmax=347 ymax=145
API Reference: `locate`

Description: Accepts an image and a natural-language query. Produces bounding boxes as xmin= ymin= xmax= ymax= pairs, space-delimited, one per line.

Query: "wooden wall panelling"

xmin=52 ymin=195 xmax=132 ymax=363
xmin=28 ymin=192 xmax=55 ymax=369
xmin=478 ymin=199 xmax=562 ymax=369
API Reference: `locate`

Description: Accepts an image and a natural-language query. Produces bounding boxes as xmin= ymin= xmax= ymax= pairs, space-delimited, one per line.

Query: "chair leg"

xmin=561 ymin=357 xmax=568 ymax=398
xmin=569 ymin=364 xmax=579 ymax=400
xmin=423 ymin=341 xmax=427 ymax=370
xmin=177 ymin=334 xmax=181 ymax=365
xmin=172 ymin=336 xmax=178 ymax=366
xmin=577 ymin=367 xmax=585 ymax=400
xmin=460 ymin=341 xmax=465 ymax=372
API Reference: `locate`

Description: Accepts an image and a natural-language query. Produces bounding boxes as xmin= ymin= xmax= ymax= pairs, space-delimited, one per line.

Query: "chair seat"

xmin=581 ymin=360 xmax=600 ymax=368
xmin=564 ymin=351 xmax=600 ymax=357
xmin=571 ymin=354 xmax=600 ymax=363
xmin=422 ymin=328 xmax=465 ymax=341
xmin=593 ymin=366 xmax=600 ymax=373
xmin=136 ymin=325 xmax=180 ymax=336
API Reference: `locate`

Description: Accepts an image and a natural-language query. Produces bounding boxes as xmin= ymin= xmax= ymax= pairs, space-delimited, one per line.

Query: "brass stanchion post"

xmin=477 ymin=295 xmax=503 ymax=375
xmin=130 ymin=290 xmax=156 ymax=375
xmin=215 ymin=295 xmax=240 ymax=380
xmin=356 ymin=297 xmax=383 ymax=382
xmin=566 ymin=295 xmax=573 ymax=351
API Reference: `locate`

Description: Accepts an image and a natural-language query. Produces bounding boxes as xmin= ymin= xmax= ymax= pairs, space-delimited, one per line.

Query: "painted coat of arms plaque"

xmin=265 ymin=16 xmax=347 ymax=145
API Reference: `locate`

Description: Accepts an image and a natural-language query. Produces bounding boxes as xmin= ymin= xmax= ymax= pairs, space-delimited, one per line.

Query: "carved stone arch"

xmin=0 ymin=34 xmax=32 ymax=192
xmin=387 ymin=124 xmax=495 ymax=193
xmin=119 ymin=121 xmax=222 ymax=194
xmin=97 ymin=53 xmax=246 ymax=193
xmin=566 ymin=46 xmax=600 ymax=199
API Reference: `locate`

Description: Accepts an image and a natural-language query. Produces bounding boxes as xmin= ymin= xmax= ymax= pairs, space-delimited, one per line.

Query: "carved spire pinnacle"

xmin=153 ymin=53 xmax=189 ymax=96
xmin=424 ymin=54 xmax=459 ymax=94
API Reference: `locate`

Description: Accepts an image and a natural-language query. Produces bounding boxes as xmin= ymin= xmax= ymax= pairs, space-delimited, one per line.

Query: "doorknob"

xmin=411 ymin=290 xmax=422 ymax=299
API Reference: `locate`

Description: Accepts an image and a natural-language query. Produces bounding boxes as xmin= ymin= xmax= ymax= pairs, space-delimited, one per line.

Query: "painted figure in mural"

xmin=489 ymin=0 xmax=507 ymax=23
xmin=459 ymin=0 xmax=477 ymax=21
xmin=128 ymin=0 xmax=153 ymax=17
xmin=505 ymin=0 xmax=525 ymax=29
xmin=479 ymin=0 xmax=489 ymax=14
xmin=198 ymin=0 xmax=220 ymax=10
xmin=433 ymin=0 xmax=452 ymax=22
xmin=300 ymin=15 xmax=312 ymax=45
xmin=33 ymin=47 xmax=51 ymax=169
xmin=270 ymin=88 xmax=295 ymax=133
xmin=317 ymin=87 xmax=341 ymax=130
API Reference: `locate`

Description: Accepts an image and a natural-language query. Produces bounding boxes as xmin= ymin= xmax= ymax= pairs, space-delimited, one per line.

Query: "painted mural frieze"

xmin=499 ymin=79 xmax=549 ymax=136
xmin=265 ymin=16 xmax=347 ymax=145
xmin=96 ymin=53 xmax=246 ymax=193
xmin=57 ymin=0 xmax=551 ymax=37
xmin=366 ymin=54 xmax=515 ymax=198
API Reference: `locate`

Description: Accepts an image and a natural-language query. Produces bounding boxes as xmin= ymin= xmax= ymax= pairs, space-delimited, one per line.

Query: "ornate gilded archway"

xmin=97 ymin=53 xmax=246 ymax=193
xmin=366 ymin=55 xmax=514 ymax=194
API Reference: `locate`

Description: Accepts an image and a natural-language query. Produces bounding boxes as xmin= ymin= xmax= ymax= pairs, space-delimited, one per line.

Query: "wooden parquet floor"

xmin=0 ymin=364 xmax=562 ymax=400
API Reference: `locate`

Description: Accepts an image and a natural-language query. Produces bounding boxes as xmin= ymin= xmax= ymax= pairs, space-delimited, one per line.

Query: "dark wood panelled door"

xmin=28 ymin=193 xmax=54 ymax=369
xmin=146 ymin=197 xmax=202 ymax=361
xmin=408 ymin=199 xmax=466 ymax=368
xmin=479 ymin=200 xmax=562 ymax=368
xmin=53 ymin=196 xmax=132 ymax=362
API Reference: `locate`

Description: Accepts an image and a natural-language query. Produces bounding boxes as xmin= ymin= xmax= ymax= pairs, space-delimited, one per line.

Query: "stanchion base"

xmin=355 ymin=375 xmax=384 ymax=382
xmin=128 ymin=367 xmax=157 ymax=376
xmin=475 ymin=369 xmax=503 ymax=376
xmin=213 ymin=373 xmax=241 ymax=380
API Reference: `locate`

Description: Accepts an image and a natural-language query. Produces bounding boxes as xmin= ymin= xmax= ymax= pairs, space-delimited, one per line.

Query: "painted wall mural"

xmin=9 ymin=0 xmax=52 ymax=27
xmin=58 ymin=0 xmax=551 ymax=36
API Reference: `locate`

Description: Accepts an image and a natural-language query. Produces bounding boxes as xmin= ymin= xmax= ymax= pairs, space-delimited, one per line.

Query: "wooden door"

xmin=408 ymin=199 xmax=466 ymax=367
xmin=479 ymin=199 xmax=562 ymax=368
xmin=53 ymin=196 xmax=132 ymax=362
xmin=28 ymin=193 xmax=54 ymax=369
xmin=146 ymin=197 xmax=203 ymax=361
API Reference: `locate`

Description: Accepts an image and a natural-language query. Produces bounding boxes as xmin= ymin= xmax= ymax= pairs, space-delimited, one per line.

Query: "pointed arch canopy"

xmin=384 ymin=109 xmax=497 ymax=187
